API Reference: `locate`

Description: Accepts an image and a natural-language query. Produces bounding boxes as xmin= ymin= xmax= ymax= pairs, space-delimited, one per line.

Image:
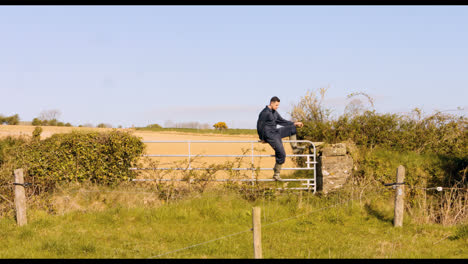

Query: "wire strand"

xmin=147 ymin=193 xmax=359 ymax=259
xmin=147 ymin=228 xmax=253 ymax=259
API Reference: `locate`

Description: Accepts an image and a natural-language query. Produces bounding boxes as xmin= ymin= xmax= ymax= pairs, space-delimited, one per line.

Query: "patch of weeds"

xmin=79 ymin=241 xmax=97 ymax=254
xmin=449 ymin=224 xmax=468 ymax=241
xmin=40 ymin=239 xmax=71 ymax=256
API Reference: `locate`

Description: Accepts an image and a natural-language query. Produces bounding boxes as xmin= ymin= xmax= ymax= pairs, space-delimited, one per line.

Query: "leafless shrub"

xmin=39 ymin=109 xmax=61 ymax=121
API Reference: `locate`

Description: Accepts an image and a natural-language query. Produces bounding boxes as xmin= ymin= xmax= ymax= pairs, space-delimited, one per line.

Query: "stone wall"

xmin=316 ymin=143 xmax=353 ymax=194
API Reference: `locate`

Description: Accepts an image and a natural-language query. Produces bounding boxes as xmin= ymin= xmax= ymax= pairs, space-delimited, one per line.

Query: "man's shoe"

xmin=289 ymin=134 xmax=305 ymax=154
xmin=273 ymin=175 xmax=282 ymax=181
xmin=273 ymin=163 xmax=282 ymax=181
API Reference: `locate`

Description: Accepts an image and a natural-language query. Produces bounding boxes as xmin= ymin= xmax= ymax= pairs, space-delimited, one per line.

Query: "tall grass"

xmin=0 ymin=183 xmax=466 ymax=258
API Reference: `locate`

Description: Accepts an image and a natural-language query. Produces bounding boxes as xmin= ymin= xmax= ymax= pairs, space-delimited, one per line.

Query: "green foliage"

xmin=1 ymin=130 xmax=145 ymax=188
xmin=293 ymin=89 xmax=467 ymax=158
xmin=213 ymin=122 xmax=228 ymax=130
xmin=97 ymin=123 xmax=112 ymax=128
xmin=291 ymin=89 xmax=467 ymax=223
xmin=450 ymin=224 xmax=468 ymax=240
xmin=0 ymin=114 xmax=20 ymax=125
xmin=31 ymin=118 xmax=42 ymax=126
xmin=146 ymin=123 xmax=162 ymax=129
xmin=31 ymin=117 xmax=73 ymax=127
xmin=0 ymin=136 xmax=26 ymax=166
xmin=292 ymin=89 xmax=467 ymax=187
xmin=32 ymin=126 xmax=43 ymax=141
xmin=298 ymin=109 xmax=467 ymax=158
xmin=47 ymin=119 xmax=57 ymax=126
xmin=353 ymin=147 xmax=468 ymax=187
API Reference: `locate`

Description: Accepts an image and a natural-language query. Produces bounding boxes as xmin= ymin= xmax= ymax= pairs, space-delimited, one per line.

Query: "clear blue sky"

xmin=1 ymin=6 xmax=467 ymax=128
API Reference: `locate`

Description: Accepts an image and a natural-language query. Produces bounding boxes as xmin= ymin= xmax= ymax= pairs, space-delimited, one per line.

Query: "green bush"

xmin=31 ymin=117 xmax=73 ymax=127
xmin=0 ymin=136 xmax=27 ymax=166
xmin=1 ymin=130 xmax=145 ymax=188
xmin=0 ymin=114 xmax=20 ymax=125
xmin=97 ymin=123 xmax=112 ymax=128
xmin=353 ymin=147 xmax=467 ymax=187
xmin=145 ymin=123 xmax=162 ymax=129
xmin=292 ymin=89 xmax=467 ymax=159
xmin=298 ymin=110 xmax=467 ymax=158
xmin=47 ymin=119 xmax=57 ymax=126
xmin=32 ymin=126 xmax=43 ymax=141
xmin=292 ymin=88 xmax=467 ymax=188
xmin=32 ymin=118 xmax=42 ymax=126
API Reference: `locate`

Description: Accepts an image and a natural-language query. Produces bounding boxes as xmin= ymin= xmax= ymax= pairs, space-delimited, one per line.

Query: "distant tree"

xmin=344 ymin=92 xmax=375 ymax=117
xmin=7 ymin=114 xmax=20 ymax=125
xmin=146 ymin=123 xmax=162 ymax=129
xmin=48 ymin=119 xmax=58 ymax=126
xmin=200 ymin=123 xmax=211 ymax=129
xmin=164 ymin=120 xmax=175 ymax=128
xmin=174 ymin=121 xmax=203 ymax=129
xmin=32 ymin=118 xmax=42 ymax=126
xmin=213 ymin=122 xmax=228 ymax=130
xmin=33 ymin=109 xmax=70 ymax=127
xmin=0 ymin=114 xmax=20 ymax=125
xmin=344 ymin=98 xmax=365 ymax=117
xmin=39 ymin=109 xmax=61 ymax=121
xmin=82 ymin=123 xmax=94 ymax=128
xmin=65 ymin=122 xmax=72 ymax=127
xmin=184 ymin=121 xmax=199 ymax=129
xmin=97 ymin=123 xmax=112 ymax=128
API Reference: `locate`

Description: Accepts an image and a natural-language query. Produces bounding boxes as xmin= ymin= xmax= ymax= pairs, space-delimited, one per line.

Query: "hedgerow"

xmin=0 ymin=129 xmax=145 ymax=189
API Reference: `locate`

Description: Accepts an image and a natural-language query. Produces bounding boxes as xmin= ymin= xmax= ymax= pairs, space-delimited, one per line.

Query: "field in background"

xmin=0 ymin=125 xmax=257 ymax=139
xmin=0 ymin=125 xmax=313 ymax=179
xmin=135 ymin=126 xmax=258 ymax=135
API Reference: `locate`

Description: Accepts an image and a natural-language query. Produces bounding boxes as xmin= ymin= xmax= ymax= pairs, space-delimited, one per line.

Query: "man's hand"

xmin=294 ymin=121 xmax=304 ymax=128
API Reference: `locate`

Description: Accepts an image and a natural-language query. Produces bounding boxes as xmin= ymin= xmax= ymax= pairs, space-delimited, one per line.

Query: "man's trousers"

xmin=263 ymin=124 xmax=297 ymax=165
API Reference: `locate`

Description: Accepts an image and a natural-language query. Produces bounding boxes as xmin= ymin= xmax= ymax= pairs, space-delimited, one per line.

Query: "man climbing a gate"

xmin=256 ymin=96 xmax=305 ymax=181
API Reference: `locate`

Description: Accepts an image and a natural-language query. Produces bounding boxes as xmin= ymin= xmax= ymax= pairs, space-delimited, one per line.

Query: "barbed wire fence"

xmin=147 ymin=191 xmax=365 ymax=259
xmin=1 ymin=166 xmax=467 ymax=258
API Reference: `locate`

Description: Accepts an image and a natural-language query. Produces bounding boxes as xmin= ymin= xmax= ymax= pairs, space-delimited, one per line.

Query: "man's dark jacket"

xmin=256 ymin=105 xmax=294 ymax=141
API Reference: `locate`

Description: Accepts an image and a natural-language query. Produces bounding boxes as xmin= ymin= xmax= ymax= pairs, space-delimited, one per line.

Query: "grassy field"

xmin=0 ymin=185 xmax=466 ymax=259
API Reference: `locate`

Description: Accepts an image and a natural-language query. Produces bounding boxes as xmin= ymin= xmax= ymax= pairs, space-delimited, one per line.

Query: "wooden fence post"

xmin=14 ymin=169 xmax=27 ymax=226
xmin=252 ymin=207 xmax=262 ymax=259
xmin=393 ymin=165 xmax=405 ymax=227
